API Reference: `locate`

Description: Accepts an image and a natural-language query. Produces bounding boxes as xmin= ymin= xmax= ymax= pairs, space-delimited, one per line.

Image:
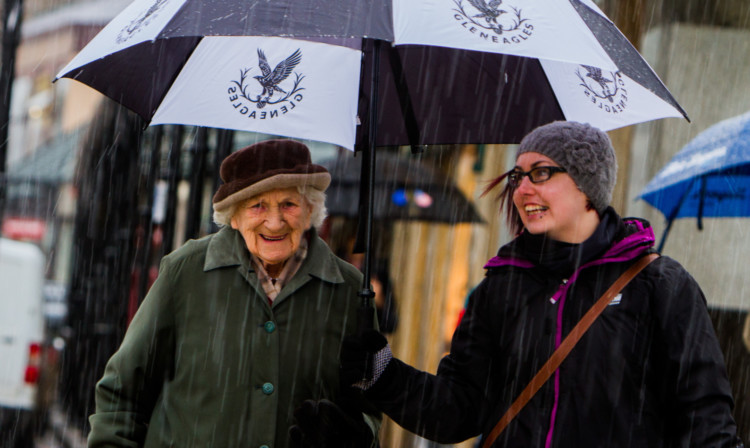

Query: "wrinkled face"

xmin=512 ymin=152 xmax=592 ymax=243
xmin=231 ymin=187 xmax=312 ymax=274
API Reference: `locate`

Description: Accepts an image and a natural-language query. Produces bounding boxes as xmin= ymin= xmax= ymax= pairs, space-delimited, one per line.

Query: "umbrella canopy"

xmin=320 ymin=152 xmax=483 ymax=224
xmin=55 ymin=0 xmax=689 ymax=151
xmin=638 ymin=110 xmax=750 ymax=251
xmin=55 ymin=0 xmax=690 ymax=313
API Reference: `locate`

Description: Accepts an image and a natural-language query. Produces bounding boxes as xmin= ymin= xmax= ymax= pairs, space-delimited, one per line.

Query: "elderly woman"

xmin=87 ymin=139 xmax=379 ymax=447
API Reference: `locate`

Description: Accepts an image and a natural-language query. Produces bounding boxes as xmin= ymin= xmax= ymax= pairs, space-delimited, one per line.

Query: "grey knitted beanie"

xmin=516 ymin=121 xmax=617 ymax=214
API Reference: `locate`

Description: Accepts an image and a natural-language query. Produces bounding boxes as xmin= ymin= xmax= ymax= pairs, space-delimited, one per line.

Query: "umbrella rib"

xmin=697 ymin=176 xmax=706 ymax=230
xmin=666 ymin=177 xmax=699 ymax=222
xmin=387 ymin=47 xmax=421 ymax=148
xmin=658 ymin=177 xmax=699 ymax=252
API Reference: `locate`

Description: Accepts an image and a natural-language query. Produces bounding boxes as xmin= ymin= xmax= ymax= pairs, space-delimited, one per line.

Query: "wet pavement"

xmin=34 ymin=405 xmax=86 ymax=448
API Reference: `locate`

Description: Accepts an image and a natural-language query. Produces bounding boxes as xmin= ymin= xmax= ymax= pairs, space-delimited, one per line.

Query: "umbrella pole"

xmin=359 ymin=146 xmax=376 ymax=300
xmin=356 ymin=39 xmax=381 ymax=337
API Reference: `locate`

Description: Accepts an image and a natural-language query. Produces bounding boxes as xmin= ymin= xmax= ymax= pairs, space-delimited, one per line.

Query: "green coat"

xmin=88 ymin=227 xmax=379 ymax=447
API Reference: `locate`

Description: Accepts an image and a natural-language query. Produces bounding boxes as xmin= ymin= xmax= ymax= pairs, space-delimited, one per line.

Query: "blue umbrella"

xmin=638 ymin=110 xmax=750 ymax=251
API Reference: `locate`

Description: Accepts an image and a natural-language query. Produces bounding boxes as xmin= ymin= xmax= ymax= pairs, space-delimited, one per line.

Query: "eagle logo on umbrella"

xmin=467 ymin=0 xmax=507 ymax=26
xmin=232 ymin=48 xmax=305 ymax=109
xmin=576 ymin=65 xmax=628 ymax=113
xmin=255 ymin=49 xmax=302 ymax=102
xmin=579 ymin=65 xmax=618 ymax=102
xmin=453 ymin=0 xmax=528 ymax=36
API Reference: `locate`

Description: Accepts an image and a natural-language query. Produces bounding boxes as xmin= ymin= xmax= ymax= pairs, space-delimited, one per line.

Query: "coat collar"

xmin=203 ymin=226 xmax=345 ymax=286
xmin=485 ymin=211 xmax=655 ymax=270
xmin=484 ymin=213 xmax=656 ymax=305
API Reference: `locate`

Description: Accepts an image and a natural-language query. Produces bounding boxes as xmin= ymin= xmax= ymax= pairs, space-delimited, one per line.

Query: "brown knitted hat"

xmin=212 ymin=139 xmax=331 ymax=214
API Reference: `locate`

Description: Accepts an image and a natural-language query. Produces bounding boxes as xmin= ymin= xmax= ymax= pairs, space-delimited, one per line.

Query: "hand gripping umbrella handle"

xmin=357 ymin=288 xmax=376 ymax=381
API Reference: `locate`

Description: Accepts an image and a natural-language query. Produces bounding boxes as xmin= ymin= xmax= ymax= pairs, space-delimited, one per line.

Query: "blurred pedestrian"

xmin=87 ymin=139 xmax=380 ymax=447
xmin=327 ymin=121 xmax=743 ymax=447
xmin=342 ymin=238 xmax=399 ymax=335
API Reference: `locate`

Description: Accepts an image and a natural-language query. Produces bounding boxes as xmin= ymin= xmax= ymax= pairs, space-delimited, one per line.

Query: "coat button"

xmin=264 ymin=321 xmax=276 ymax=333
xmin=262 ymin=382 xmax=274 ymax=395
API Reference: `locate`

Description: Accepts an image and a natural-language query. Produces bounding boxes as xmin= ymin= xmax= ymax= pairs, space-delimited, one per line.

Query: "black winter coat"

xmin=367 ymin=213 xmax=742 ymax=447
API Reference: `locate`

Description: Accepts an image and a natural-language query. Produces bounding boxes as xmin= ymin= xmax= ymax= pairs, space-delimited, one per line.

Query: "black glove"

xmin=340 ymin=329 xmax=389 ymax=389
xmin=289 ymin=399 xmax=374 ymax=448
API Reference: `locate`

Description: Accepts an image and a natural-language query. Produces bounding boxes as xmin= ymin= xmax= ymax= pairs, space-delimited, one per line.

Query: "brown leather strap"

xmin=481 ymin=253 xmax=659 ymax=448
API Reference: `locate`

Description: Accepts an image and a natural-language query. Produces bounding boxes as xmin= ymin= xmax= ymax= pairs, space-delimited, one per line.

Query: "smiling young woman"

xmin=332 ymin=121 xmax=744 ymax=448
xmin=510 ymin=153 xmax=599 ymax=243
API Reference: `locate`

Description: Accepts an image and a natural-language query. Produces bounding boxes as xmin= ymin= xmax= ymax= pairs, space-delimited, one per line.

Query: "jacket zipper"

xmin=549 ymin=278 xmax=567 ymax=304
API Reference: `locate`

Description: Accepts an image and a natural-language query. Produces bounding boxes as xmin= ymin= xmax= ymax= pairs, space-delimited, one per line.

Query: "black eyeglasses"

xmin=506 ymin=166 xmax=567 ymax=188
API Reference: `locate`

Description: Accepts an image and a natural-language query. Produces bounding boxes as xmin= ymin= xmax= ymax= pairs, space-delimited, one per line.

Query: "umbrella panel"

xmin=161 ymin=0 xmax=394 ymax=41
xmin=63 ymin=37 xmax=201 ymax=120
xmin=356 ymin=43 xmax=564 ymax=149
xmin=570 ymin=0 xmax=686 ymax=117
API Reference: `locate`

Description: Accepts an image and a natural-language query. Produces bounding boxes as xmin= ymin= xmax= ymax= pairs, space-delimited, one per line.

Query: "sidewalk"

xmin=35 ymin=405 xmax=87 ymax=448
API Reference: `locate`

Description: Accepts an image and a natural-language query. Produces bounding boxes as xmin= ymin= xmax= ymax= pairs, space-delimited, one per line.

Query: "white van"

xmin=0 ymin=237 xmax=46 ymax=446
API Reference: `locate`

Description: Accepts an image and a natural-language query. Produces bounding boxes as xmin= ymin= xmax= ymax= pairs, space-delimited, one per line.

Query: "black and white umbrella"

xmin=55 ymin=0 xmax=689 ymax=313
xmin=55 ymin=0 xmax=688 ymax=151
